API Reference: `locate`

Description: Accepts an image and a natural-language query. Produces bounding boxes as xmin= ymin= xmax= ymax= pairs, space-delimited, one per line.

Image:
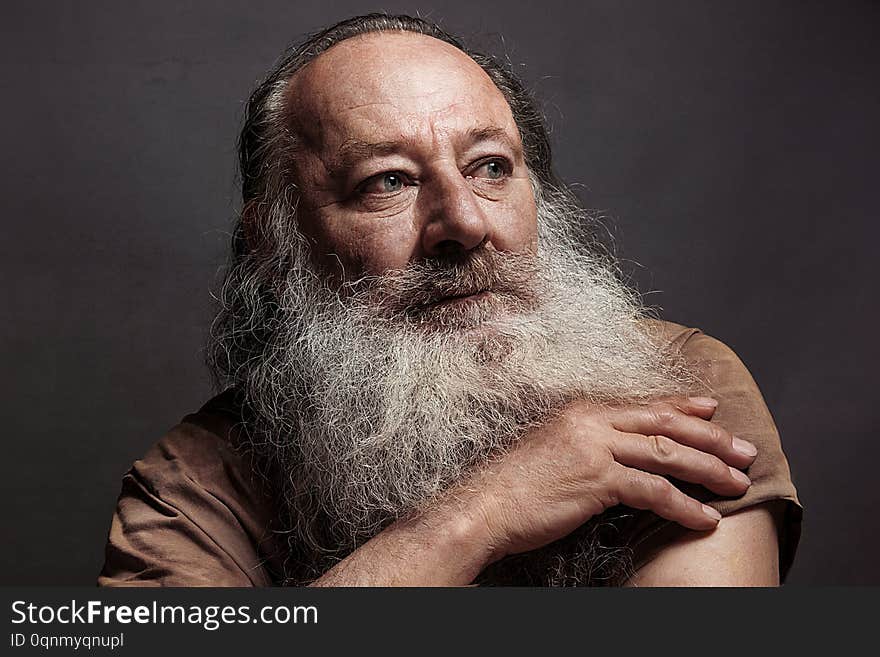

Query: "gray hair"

xmin=209 ymin=12 xmax=608 ymax=388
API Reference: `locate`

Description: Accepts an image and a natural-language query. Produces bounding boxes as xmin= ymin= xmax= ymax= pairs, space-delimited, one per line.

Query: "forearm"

xmin=309 ymin=497 xmax=495 ymax=586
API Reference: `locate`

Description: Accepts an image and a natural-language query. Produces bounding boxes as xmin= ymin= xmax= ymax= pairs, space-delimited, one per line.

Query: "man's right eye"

xmin=358 ymin=172 xmax=408 ymax=195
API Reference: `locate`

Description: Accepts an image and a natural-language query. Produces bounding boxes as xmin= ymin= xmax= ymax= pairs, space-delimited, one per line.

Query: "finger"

xmin=612 ymin=464 xmax=721 ymax=531
xmin=610 ymin=432 xmax=751 ymax=497
xmin=609 ymin=396 xmax=717 ymax=421
xmin=655 ymin=395 xmax=718 ymax=420
xmin=607 ymin=402 xmax=757 ymax=468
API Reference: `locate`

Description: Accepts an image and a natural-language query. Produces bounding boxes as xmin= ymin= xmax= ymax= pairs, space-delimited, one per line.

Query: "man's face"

xmin=284 ymin=32 xmax=538 ymax=280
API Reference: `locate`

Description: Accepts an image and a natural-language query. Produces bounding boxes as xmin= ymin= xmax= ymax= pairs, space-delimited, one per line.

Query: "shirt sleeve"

xmin=97 ymin=415 xmax=281 ymax=587
xmin=624 ymin=327 xmax=803 ymax=582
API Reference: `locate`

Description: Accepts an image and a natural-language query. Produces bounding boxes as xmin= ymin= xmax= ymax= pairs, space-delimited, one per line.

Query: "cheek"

xmin=484 ymin=181 xmax=538 ymax=253
xmin=519 ymin=189 xmax=539 ymax=248
xmin=314 ymin=210 xmax=421 ymax=276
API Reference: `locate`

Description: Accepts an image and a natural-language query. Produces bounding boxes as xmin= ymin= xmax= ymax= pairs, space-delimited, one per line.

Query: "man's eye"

xmin=471 ymin=159 xmax=509 ymax=180
xmin=360 ymin=172 xmax=407 ymax=195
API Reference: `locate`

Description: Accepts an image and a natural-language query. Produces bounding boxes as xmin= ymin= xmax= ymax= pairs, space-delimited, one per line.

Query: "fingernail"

xmin=702 ymin=505 xmax=722 ymax=521
xmin=688 ymin=396 xmax=718 ymax=408
xmin=729 ymin=467 xmax=751 ymax=486
xmin=732 ymin=437 xmax=758 ymax=457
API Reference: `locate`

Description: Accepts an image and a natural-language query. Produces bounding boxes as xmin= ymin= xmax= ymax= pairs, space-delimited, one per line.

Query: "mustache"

xmin=345 ymin=246 xmax=541 ymax=316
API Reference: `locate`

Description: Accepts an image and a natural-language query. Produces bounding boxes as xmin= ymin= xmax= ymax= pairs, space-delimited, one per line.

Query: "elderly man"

xmin=98 ymin=13 xmax=801 ymax=587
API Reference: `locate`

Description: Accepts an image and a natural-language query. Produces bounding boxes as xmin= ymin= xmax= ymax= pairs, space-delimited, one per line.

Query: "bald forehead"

xmin=283 ymin=31 xmax=520 ymax=153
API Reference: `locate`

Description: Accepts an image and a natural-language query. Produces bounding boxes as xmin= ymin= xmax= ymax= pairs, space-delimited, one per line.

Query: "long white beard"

xmin=214 ymin=191 xmax=693 ymax=584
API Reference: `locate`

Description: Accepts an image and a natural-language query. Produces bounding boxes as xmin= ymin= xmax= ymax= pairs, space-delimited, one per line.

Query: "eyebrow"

xmin=465 ymin=126 xmax=519 ymax=152
xmin=324 ymin=126 xmax=522 ymax=178
xmin=325 ymin=139 xmax=404 ymax=177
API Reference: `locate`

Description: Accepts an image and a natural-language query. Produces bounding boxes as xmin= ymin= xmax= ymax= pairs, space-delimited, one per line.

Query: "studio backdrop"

xmin=1 ymin=0 xmax=877 ymax=584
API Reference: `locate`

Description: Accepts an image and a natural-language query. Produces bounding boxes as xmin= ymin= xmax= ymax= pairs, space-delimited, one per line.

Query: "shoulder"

xmin=627 ymin=318 xmax=803 ymax=581
xmin=641 ymin=317 xmax=733 ymax=358
xmin=642 ymin=318 xmax=773 ymax=403
xmin=98 ymin=390 xmax=284 ymax=586
xmin=132 ymin=390 xmax=268 ymax=510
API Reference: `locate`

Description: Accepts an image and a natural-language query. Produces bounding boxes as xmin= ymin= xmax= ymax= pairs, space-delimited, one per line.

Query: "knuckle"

xmin=649 ymin=434 xmax=676 ymax=462
xmin=572 ymin=437 xmax=612 ymax=476
xmin=561 ymin=401 xmax=595 ymax=433
xmin=649 ymin=475 xmax=675 ymax=502
xmin=577 ymin=446 xmax=606 ymax=476
xmin=660 ymin=480 xmax=677 ymax=505
xmin=592 ymin=475 xmax=620 ymax=509
xmin=708 ymin=424 xmax=730 ymax=447
xmin=651 ymin=404 xmax=678 ymax=429
xmin=709 ymin=459 xmax=730 ymax=483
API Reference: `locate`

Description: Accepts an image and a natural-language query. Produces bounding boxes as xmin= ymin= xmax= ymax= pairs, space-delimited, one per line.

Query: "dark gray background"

xmin=2 ymin=1 xmax=876 ymax=585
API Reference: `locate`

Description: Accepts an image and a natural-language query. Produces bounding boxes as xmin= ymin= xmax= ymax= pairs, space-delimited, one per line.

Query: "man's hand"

xmin=460 ymin=396 xmax=756 ymax=563
xmin=311 ymin=396 xmax=756 ymax=586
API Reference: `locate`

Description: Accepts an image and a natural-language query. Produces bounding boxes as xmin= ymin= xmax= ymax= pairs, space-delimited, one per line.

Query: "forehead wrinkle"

xmin=285 ymin=38 xmax=524 ymax=177
xmin=308 ymin=78 xmax=522 ymax=177
xmin=324 ymin=138 xmax=409 ymax=178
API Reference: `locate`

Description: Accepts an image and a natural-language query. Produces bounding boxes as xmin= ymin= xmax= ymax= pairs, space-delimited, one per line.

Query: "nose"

xmin=419 ymin=171 xmax=492 ymax=258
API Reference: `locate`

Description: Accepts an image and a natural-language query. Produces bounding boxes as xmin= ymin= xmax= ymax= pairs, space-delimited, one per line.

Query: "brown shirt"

xmin=97 ymin=321 xmax=803 ymax=586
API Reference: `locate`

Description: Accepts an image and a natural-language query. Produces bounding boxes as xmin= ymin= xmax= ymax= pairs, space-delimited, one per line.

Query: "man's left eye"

xmin=471 ymin=159 xmax=508 ymax=180
xmin=359 ymin=172 xmax=409 ymax=195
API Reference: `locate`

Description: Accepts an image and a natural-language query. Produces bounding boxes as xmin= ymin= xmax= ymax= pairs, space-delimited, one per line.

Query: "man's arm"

xmin=311 ymin=397 xmax=754 ymax=586
xmin=309 ymin=491 xmax=495 ymax=586
xmin=623 ymin=501 xmax=783 ymax=587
